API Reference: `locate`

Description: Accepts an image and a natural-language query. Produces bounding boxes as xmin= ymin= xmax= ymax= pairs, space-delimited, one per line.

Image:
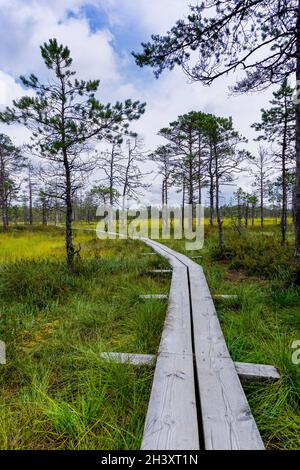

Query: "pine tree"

xmin=251 ymin=145 xmax=274 ymax=230
xmin=149 ymin=144 xmax=175 ymax=205
xmin=133 ymin=1 xmax=300 ymax=258
xmin=0 ymin=39 xmax=146 ymax=272
xmin=0 ymin=134 xmax=25 ymax=230
xmin=252 ymin=79 xmax=295 ymax=244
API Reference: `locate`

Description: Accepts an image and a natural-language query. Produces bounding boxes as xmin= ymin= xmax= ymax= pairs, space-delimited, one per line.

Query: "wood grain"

xmin=100 ymin=352 xmax=156 ymax=366
xmin=234 ymin=361 xmax=280 ymax=382
xmin=142 ymin=238 xmax=265 ymax=450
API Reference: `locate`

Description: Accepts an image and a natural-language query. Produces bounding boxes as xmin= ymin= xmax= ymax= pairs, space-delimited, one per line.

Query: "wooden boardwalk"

xmin=68 ymin=227 xmax=274 ymax=450
xmin=140 ymin=238 xmax=265 ymax=450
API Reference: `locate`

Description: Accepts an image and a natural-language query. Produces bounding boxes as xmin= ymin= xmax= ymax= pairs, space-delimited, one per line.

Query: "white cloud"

xmin=0 ymin=71 xmax=26 ymax=106
xmin=0 ymin=0 xmax=280 ymax=205
xmin=0 ymin=0 xmax=119 ymax=81
xmin=0 ymin=70 xmax=33 ymax=145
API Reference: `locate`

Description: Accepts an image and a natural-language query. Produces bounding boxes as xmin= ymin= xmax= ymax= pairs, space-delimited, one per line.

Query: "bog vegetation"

xmin=0 ymin=0 xmax=300 ymax=451
xmin=0 ymin=227 xmax=170 ymax=449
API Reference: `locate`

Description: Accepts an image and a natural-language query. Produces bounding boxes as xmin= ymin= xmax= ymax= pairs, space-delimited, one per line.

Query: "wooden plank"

xmin=100 ymin=352 xmax=156 ymax=366
xmin=234 ymin=362 xmax=280 ymax=382
xmin=141 ymin=352 xmax=199 ymax=450
xmin=141 ymin=238 xmax=265 ymax=450
xmin=142 ymin=239 xmax=184 ymax=269
xmin=139 ymin=294 xmax=168 ymax=300
xmin=188 ymin=265 xmax=265 ymax=450
xmin=141 ymin=264 xmax=199 ymax=450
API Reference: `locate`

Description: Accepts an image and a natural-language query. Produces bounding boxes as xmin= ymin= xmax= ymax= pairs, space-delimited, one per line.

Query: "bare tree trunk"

xmin=215 ymin=174 xmax=224 ymax=248
xmin=122 ymin=142 xmax=131 ymax=203
xmin=188 ymin=128 xmax=194 ymax=206
xmin=295 ymin=0 xmax=300 ymax=258
xmin=2 ymin=196 xmax=8 ymax=230
xmin=109 ymin=144 xmax=116 ymax=206
xmin=260 ymin=166 xmax=264 ymax=230
xmin=237 ymin=192 xmax=242 ymax=228
xmin=281 ymin=93 xmax=288 ymax=245
xmin=165 ymin=177 xmax=168 ymax=205
xmin=42 ymin=200 xmax=47 ymax=225
xmin=28 ymin=165 xmax=33 ymax=225
xmin=209 ymin=181 xmax=214 ymax=226
xmin=245 ymin=202 xmax=249 ymax=228
xmin=198 ymin=131 xmax=202 ymax=205
xmin=209 ymin=142 xmax=214 ymax=226
xmin=182 ymin=177 xmax=185 ymax=233
xmin=64 ymin=151 xmax=75 ymax=273
xmin=281 ymin=149 xmax=287 ymax=245
xmin=23 ymin=196 xmax=28 ymax=225
xmin=162 ymin=179 xmax=165 ymax=206
xmin=0 ymin=152 xmax=8 ymax=231
xmin=214 ymin=143 xmax=224 ymax=249
xmin=251 ymin=204 xmax=255 ymax=228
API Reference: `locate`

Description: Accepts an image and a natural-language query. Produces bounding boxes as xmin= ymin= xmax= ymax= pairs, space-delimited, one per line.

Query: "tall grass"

xmin=0 ymin=229 xmax=170 ymax=449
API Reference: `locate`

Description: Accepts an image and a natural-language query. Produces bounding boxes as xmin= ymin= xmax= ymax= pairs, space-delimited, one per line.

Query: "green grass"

xmin=0 ymin=227 xmax=170 ymax=449
xmin=161 ymin=223 xmax=300 ymax=450
xmin=1 ymin=222 xmax=299 ymax=449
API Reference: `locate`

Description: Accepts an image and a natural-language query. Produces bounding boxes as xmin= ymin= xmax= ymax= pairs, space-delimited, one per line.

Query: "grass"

xmin=160 ymin=221 xmax=300 ymax=450
xmin=0 ymin=221 xmax=299 ymax=449
xmin=0 ymin=226 xmax=170 ymax=449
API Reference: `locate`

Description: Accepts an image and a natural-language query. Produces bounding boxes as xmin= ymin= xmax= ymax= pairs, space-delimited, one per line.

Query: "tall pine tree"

xmin=0 ymin=39 xmax=146 ymax=272
xmin=252 ymin=79 xmax=295 ymax=244
xmin=133 ymin=1 xmax=300 ymax=258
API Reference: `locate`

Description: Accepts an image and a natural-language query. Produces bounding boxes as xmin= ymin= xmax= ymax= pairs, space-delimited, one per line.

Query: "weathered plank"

xmin=139 ymin=294 xmax=168 ymax=300
xmin=188 ymin=265 xmax=265 ymax=450
xmin=100 ymin=352 xmax=156 ymax=366
xmin=141 ymin=260 xmax=199 ymax=450
xmin=213 ymin=294 xmax=238 ymax=299
xmin=141 ymin=352 xmax=199 ymax=450
xmin=234 ymin=362 xmax=280 ymax=382
xmin=144 ymin=238 xmax=265 ymax=450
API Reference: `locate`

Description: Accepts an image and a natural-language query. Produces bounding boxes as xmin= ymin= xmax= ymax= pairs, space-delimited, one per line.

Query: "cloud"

xmin=96 ymin=0 xmax=191 ymax=34
xmin=0 ymin=0 xmax=119 ymax=81
xmin=0 ymin=70 xmax=33 ymax=145
xmin=0 ymin=0 xmax=280 ymax=205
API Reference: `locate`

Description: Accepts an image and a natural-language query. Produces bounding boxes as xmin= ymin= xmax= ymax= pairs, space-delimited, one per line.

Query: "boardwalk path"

xmin=69 ymin=227 xmax=265 ymax=450
xmin=140 ymin=238 xmax=264 ymax=450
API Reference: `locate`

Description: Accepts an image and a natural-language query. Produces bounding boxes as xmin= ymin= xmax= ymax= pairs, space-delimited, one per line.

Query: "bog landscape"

xmin=0 ymin=0 xmax=299 ymax=452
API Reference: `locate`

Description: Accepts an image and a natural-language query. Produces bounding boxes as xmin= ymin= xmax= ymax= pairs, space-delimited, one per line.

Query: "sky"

xmin=0 ymin=0 xmax=278 ymax=207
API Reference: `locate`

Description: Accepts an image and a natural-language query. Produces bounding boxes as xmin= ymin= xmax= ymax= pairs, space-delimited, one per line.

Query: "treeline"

xmin=0 ymin=72 xmax=296 ymax=255
xmin=0 ymin=33 xmax=297 ymax=271
xmin=0 ymin=39 xmax=146 ymax=272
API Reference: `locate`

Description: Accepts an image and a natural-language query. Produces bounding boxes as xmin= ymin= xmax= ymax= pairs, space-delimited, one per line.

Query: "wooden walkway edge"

xmin=140 ymin=238 xmax=265 ymax=451
xmin=66 ymin=227 xmax=268 ymax=450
